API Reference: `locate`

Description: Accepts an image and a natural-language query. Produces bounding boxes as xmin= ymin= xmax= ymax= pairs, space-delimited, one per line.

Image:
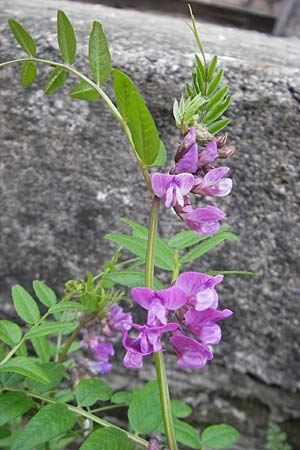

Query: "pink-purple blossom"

xmin=192 ymin=167 xmax=232 ymax=197
xmin=175 ymin=271 xmax=223 ymax=311
xmin=131 ymin=286 xmax=186 ymax=326
xmin=184 ymin=307 xmax=233 ymax=344
xmin=181 ymin=205 xmax=226 ymax=236
xmin=123 ymin=322 xmax=178 ymax=368
xmin=175 ymin=143 xmax=198 ymax=174
xmin=151 ymin=173 xmax=194 ymax=208
xmin=198 ymin=141 xmax=218 ymax=166
xmin=170 ymin=332 xmax=213 ymax=369
xmin=81 ymin=333 xmax=114 ymax=374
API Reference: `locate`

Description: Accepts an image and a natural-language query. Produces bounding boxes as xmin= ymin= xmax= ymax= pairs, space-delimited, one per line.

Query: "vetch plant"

xmin=0 ymin=5 xmax=253 ymax=450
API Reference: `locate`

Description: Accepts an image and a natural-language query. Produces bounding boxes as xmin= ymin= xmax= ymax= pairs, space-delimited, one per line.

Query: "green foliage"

xmin=0 ymin=357 xmax=50 ymax=384
xmin=113 ymin=69 xmax=160 ymax=165
xmin=172 ymin=419 xmax=201 ymax=449
xmin=265 ymin=421 xmax=291 ymax=450
xmin=20 ymin=61 xmax=36 ymax=87
xmin=201 ymin=424 xmax=240 ymax=449
xmin=79 ymin=428 xmax=133 ymax=450
xmin=180 ymin=231 xmax=239 ymax=265
xmin=89 ymin=21 xmax=111 ymax=85
xmin=26 ymin=362 xmax=65 ymax=393
xmin=111 ymin=391 xmax=133 ymax=405
xmin=31 ymin=336 xmax=51 ymax=363
xmin=8 ymin=19 xmax=36 ymax=56
xmin=11 ymin=404 xmax=76 ymax=450
xmin=70 ymin=80 xmax=99 ymax=101
xmin=0 ymin=392 xmax=34 ymax=426
xmin=0 ymin=321 xmax=22 ymax=347
xmin=128 ymin=381 xmax=162 ymax=434
xmin=150 ymin=140 xmax=167 ymax=167
xmin=44 ymin=67 xmax=68 ymax=95
xmin=12 ymin=285 xmax=40 ymax=325
xmin=33 ymin=280 xmax=57 ymax=307
xmin=104 ymin=269 xmax=163 ymax=289
xmin=57 ymin=10 xmax=76 ymax=65
xmin=75 ymin=378 xmax=113 ymax=406
xmin=25 ymin=321 xmax=76 ymax=339
xmin=171 ymin=400 xmax=192 ymax=418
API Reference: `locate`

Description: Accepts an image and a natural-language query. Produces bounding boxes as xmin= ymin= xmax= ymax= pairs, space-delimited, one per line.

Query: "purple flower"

xmin=151 ymin=173 xmax=194 ymax=208
xmin=183 ymin=127 xmax=196 ymax=149
xmin=175 ymin=271 xmax=223 ymax=311
xmin=192 ymin=167 xmax=232 ymax=197
xmin=181 ymin=205 xmax=225 ymax=235
xmin=184 ymin=307 xmax=233 ymax=344
xmin=123 ymin=322 xmax=178 ymax=368
xmin=131 ymin=286 xmax=186 ymax=326
xmin=81 ymin=333 xmax=115 ymax=374
xmin=107 ymin=305 xmax=132 ymax=333
xmin=175 ymin=143 xmax=198 ymax=174
xmin=170 ymin=331 xmax=213 ymax=369
xmin=198 ymin=141 xmax=218 ymax=166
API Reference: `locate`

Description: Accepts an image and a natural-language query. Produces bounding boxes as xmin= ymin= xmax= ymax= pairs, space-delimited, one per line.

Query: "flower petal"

xmin=124 ymin=351 xmax=144 ymax=368
xmin=175 ymin=143 xmax=198 ymax=174
xmin=158 ymin=286 xmax=187 ymax=310
xmin=195 ymin=287 xmax=218 ymax=310
xmin=198 ymin=141 xmax=218 ymax=166
xmin=151 ymin=173 xmax=173 ymax=198
xmin=131 ymin=287 xmax=155 ymax=310
xmin=170 ymin=332 xmax=213 ymax=368
xmin=176 ymin=173 xmax=195 ymax=195
xmin=175 ymin=272 xmax=212 ymax=297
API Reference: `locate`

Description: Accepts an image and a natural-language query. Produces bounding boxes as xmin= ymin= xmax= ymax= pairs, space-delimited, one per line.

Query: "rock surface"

xmin=0 ymin=0 xmax=300 ymax=448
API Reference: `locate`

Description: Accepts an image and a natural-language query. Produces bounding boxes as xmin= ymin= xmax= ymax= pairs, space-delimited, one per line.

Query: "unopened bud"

xmin=195 ymin=127 xmax=214 ymax=142
xmin=147 ymin=437 xmax=160 ymax=450
xmin=216 ymin=132 xmax=228 ymax=148
xmin=175 ymin=143 xmax=188 ymax=163
xmin=218 ymin=145 xmax=235 ymax=159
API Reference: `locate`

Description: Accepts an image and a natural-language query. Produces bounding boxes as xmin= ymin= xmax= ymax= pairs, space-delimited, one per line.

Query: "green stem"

xmin=0 ymin=311 xmax=49 ymax=366
xmin=0 ymin=57 xmax=152 ymax=193
xmin=1 ymin=387 xmax=148 ymax=448
xmin=90 ymin=403 xmax=127 ymax=413
xmin=58 ymin=322 xmax=82 ymax=363
xmin=144 ymin=197 xmax=178 ymax=450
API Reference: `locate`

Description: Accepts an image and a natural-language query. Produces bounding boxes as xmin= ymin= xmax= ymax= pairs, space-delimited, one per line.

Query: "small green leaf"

xmin=0 ymin=427 xmax=11 ymax=439
xmin=203 ymin=96 xmax=231 ymax=124
xmin=0 ymin=392 xmax=34 ymax=426
xmin=89 ymin=21 xmax=111 ymax=85
xmin=207 ymin=270 xmax=254 ymax=276
xmin=20 ymin=61 xmax=36 ymax=87
xmin=44 ymin=67 xmax=67 ymax=95
xmin=171 ymin=400 xmax=192 ymax=418
xmin=150 ymin=140 xmax=167 ymax=167
xmin=104 ymin=270 xmax=163 ymax=289
xmin=174 ymin=419 xmax=201 ymax=449
xmin=168 ymin=226 xmax=232 ymax=250
xmin=12 ymin=285 xmax=40 ymax=324
xmin=113 ymin=69 xmax=160 ymax=165
xmin=180 ymin=232 xmax=238 ymax=264
xmin=79 ymin=428 xmax=133 ymax=450
xmin=201 ymin=424 xmax=240 ymax=448
xmin=31 ymin=336 xmax=51 ymax=363
xmin=207 ymin=69 xmax=224 ymax=96
xmin=26 ymin=362 xmax=65 ymax=393
xmin=70 ymin=80 xmax=99 ymax=102
xmin=195 ymin=55 xmax=206 ymax=80
xmin=0 ymin=357 xmax=50 ymax=384
xmin=0 ymin=321 xmax=22 ymax=346
xmin=26 ymin=321 xmax=75 ymax=339
xmin=57 ymin=10 xmax=76 ymax=64
xmin=206 ymin=86 xmax=229 ymax=110
xmin=33 ymin=280 xmax=57 ymax=307
xmin=49 ymin=301 xmax=85 ymax=313
xmin=8 ymin=19 xmax=36 ymax=56
xmin=208 ymin=118 xmax=231 ymax=135
xmin=128 ymin=381 xmax=162 ymax=434
xmin=11 ymin=404 xmax=76 ymax=450
xmin=111 ymin=391 xmax=133 ymax=405
xmin=185 ymin=82 xmax=194 ymax=98
xmin=75 ymin=379 xmax=113 ymax=407
xmin=207 ymin=55 xmax=218 ymax=81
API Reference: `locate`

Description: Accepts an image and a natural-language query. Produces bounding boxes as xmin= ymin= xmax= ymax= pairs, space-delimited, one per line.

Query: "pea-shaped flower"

xmin=151 ymin=173 xmax=194 ymax=208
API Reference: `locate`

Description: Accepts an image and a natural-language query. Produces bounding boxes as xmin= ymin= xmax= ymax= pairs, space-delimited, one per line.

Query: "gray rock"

xmin=0 ymin=0 xmax=300 ymax=448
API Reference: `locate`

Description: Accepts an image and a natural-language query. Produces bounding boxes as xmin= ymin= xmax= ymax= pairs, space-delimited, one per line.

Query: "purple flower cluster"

xmin=122 ymin=272 xmax=232 ymax=369
xmin=80 ymin=305 xmax=132 ymax=374
xmin=151 ymin=127 xmax=233 ymax=235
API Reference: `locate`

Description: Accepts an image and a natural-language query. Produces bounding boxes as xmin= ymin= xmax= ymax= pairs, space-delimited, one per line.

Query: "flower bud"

xmin=216 ymin=132 xmax=228 ymax=148
xmin=175 ymin=143 xmax=187 ymax=163
xmin=218 ymin=145 xmax=235 ymax=159
xmin=147 ymin=438 xmax=160 ymax=450
xmin=195 ymin=127 xmax=214 ymax=142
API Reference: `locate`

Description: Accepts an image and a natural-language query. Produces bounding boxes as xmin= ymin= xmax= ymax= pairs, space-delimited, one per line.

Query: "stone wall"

xmin=0 ymin=0 xmax=300 ymax=448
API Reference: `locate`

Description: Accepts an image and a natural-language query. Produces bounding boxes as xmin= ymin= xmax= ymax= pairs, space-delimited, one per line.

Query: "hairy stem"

xmin=1 ymin=387 xmax=148 ymax=448
xmin=0 ymin=57 xmax=152 ymax=193
xmin=145 ymin=197 xmax=178 ymax=450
